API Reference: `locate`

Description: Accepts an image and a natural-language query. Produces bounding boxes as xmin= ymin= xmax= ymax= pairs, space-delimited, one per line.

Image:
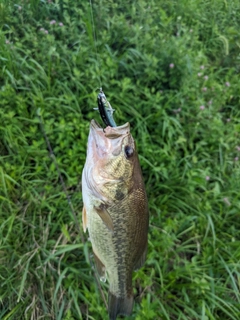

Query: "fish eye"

xmin=124 ymin=145 xmax=134 ymax=159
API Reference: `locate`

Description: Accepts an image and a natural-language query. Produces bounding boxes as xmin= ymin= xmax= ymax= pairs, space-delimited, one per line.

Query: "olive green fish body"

xmin=82 ymin=120 xmax=149 ymax=320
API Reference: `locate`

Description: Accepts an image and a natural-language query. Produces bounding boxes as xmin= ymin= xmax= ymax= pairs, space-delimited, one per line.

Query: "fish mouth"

xmin=90 ymin=120 xmax=130 ymax=138
xmin=90 ymin=120 xmax=132 ymax=157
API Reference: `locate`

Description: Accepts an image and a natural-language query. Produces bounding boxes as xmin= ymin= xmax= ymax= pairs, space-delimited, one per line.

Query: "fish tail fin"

xmin=108 ymin=291 xmax=134 ymax=320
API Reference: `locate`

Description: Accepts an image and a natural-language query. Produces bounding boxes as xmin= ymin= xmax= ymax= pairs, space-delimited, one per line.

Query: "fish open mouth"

xmin=90 ymin=120 xmax=130 ymax=139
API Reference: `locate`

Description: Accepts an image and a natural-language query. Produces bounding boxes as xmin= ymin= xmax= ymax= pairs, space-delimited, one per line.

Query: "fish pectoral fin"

xmin=93 ymin=250 xmax=106 ymax=282
xmin=94 ymin=204 xmax=114 ymax=233
xmin=108 ymin=291 xmax=134 ymax=320
xmin=134 ymin=243 xmax=148 ymax=271
xmin=82 ymin=206 xmax=87 ymax=233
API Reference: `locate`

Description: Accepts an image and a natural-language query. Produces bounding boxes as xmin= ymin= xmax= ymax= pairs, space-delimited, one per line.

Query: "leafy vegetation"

xmin=1 ymin=0 xmax=240 ymax=319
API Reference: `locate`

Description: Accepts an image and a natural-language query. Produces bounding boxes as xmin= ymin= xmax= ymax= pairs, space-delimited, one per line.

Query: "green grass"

xmin=1 ymin=0 xmax=240 ymax=319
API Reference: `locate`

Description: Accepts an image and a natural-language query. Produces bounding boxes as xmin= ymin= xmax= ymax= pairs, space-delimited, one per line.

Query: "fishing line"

xmin=89 ymin=0 xmax=102 ymax=89
xmin=89 ymin=0 xmax=118 ymax=128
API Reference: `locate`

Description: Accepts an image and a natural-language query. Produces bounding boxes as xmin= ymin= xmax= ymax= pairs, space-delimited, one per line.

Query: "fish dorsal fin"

xmin=94 ymin=204 xmax=114 ymax=233
xmin=82 ymin=206 xmax=87 ymax=233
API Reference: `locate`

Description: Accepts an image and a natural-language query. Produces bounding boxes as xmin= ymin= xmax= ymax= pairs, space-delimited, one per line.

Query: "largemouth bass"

xmin=82 ymin=120 xmax=149 ymax=320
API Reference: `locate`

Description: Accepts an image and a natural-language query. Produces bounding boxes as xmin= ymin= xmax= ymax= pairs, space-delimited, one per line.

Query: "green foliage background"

xmin=0 ymin=0 xmax=240 ymax=319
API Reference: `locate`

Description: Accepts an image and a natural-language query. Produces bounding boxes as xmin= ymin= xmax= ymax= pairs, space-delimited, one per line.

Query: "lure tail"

xmin=108 ymin=291 xmax=134 ymax=320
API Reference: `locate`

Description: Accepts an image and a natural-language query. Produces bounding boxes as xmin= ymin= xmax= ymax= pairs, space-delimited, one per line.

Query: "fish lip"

xmin=90 ymin=119 xmax=130 ymax=130
xmin=90 ymin=119 xmax=130 ymax=138
xmin=90 ymin=119 xmax=102 ymax=130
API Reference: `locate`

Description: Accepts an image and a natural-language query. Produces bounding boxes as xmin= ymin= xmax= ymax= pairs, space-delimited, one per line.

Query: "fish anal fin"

xmin=108 ymin=291 xmax=134 ymax=320
xmin=93 ymin=250 xmax=106 ymax=282
xmin=82 ymin=206 xmax=87 ymax=233
xmin=94 ymin=204 xmax=114 ymax=233
xmin=134 ymin=244 xmax=148 ymax=271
